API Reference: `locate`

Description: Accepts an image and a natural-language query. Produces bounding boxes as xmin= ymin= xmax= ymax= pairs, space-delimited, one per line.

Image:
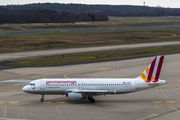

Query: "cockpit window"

xmin=28 ymin=83 xmax=35 ymax=86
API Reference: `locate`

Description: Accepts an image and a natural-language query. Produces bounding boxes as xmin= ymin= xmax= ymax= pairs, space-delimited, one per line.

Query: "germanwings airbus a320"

xmin=22 ymin=56 xmax=167 ymax=103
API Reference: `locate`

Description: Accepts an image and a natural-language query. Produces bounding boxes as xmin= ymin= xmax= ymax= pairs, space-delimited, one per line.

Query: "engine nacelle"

xmin=68 ymin=93 xmax=84 ymax=102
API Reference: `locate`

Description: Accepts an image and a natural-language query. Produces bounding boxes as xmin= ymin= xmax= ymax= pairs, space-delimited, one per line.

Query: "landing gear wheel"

xmin=88 ymin=97 xmax=92 ymax=100
xmin=40 ymin=98 xmax=44 ymax=102
xmin=90 ymin=99 xmax=95 ymax=103
xmin=40 ymin=94 xmax=44 ymax=102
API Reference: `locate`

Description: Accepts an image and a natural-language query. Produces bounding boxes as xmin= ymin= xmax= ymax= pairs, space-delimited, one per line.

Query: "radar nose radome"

xmin=22 ymin=86 xmax=28 ymax=92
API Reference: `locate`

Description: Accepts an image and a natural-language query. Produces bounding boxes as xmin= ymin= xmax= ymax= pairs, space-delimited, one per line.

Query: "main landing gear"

xmin=88 ymin=96 xmax=95 ymax=103
xmin=40 ymin=94 xmax=44 ymax=102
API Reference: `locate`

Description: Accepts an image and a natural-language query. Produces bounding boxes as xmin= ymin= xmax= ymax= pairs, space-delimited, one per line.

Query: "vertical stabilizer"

xmin=140 ymin=56 xmax=164 ymax=82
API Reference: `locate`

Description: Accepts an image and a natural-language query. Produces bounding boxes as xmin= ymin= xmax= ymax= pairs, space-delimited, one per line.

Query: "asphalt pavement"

xmin=1 ymin=25 xmax=180 ymax=35
xmin=1 ymin=41 xmax=180 ymax=62
xmin=0 ymin=54 xmax=180 ymax=120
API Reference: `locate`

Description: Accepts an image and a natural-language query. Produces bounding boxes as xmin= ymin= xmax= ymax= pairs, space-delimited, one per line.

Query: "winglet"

xmin=140 ymin=56 xmax=164 ymax=83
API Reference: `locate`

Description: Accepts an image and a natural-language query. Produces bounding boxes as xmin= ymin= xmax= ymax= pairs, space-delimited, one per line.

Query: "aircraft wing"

xmin=73 ymin=89 xmax=117 ymax=93
xmin=1 ymin=79 xmax=33 ymax=83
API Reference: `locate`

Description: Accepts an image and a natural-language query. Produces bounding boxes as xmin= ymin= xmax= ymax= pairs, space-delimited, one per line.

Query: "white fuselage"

xmin=22 ymin=78 xmax=167 ymax=95
xmin=22 ymin=56 xmax=167 ymax=103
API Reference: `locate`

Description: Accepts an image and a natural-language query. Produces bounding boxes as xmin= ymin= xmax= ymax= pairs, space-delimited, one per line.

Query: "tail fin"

xmin=140 ymin=56 xmax=164 ymax=83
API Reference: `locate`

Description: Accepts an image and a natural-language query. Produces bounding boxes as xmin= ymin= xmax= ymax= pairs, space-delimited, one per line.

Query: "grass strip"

xmin=6 ymin=45 xmax=180 ymax=66
xmin=12 ymin=16 xmax=180 ymax=31
xmin=0 ymin=16 xmax=179 ymax=32
xmin=1 ymin=28 xmax=180 ymax=53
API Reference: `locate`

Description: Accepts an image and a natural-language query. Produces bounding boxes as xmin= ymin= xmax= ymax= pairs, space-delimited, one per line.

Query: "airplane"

xmin=22 ymin=56 xmax=167 ymax=103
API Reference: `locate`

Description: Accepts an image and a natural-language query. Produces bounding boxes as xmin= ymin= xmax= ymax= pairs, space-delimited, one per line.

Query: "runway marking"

xmin=64 ymin=105 xmax=72 ymax=120
xmin=0 ymin=100 xmax=179 ymax=104
xmin=166 ymin=101 xmax=176 ymax=103
xmin=152 ymin=101 xmax=162 ymax=103
xmin=152 ymin=101 xmax=176 ymax=103
xmin=9 ymin=101 xmax=19 ymax=104
xmin=64 ymin=72 xmax=74 ymax=79
xmin=57 ymin=101 xmax=67 ymax=104
xmin=4 ymin=104 xmax=7 ymax=120
xmin=95 ymin=68 xmax=111 ymax=71
xmin=166 ymin=103 xmax=180 ymax=113
xmin=55 ymin=103 xmax=63 ymax=119
xmin=43 ymin=101 xmax=53 ymax=103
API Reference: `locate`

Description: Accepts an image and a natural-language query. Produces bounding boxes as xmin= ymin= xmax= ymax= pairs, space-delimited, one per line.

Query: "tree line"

xmin=0 ymin=7 xmax=108 ymax=23
xmin=3 ymin=3 xmax=180 ymax=16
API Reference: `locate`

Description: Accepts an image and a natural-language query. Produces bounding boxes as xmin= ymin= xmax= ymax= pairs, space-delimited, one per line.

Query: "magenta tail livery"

xmin=140 ymin=56 xmax=164 ymax=82
xmin=22 ymin=56 xmax=167 ymax=103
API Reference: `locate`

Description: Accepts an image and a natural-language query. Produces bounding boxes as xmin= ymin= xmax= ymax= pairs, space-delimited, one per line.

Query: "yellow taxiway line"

xmin=64 ymin=72 xmax=74 ymax=79
xmin=166 ymin=103 xmax=180 ymax=113
xmin=55 ymin=103 xmax=63 ymax=119
xmin=4 ymin=103 xmax=7 ymax=120
xmin=95 ymin=68 xmax=111 ymax=71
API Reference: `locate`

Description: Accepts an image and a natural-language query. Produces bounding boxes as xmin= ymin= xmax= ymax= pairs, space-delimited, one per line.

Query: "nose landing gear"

xmin=40 ymin=94 xmax=44 ymax=102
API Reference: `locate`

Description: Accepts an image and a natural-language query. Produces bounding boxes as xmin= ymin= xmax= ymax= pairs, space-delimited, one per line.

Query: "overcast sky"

xmin=0 ymin=0 xmax=179 ymax=8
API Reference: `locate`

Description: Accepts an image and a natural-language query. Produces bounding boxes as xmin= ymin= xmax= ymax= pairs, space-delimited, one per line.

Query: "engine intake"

xmin=68 ymin=93 xmax=84 ymax=102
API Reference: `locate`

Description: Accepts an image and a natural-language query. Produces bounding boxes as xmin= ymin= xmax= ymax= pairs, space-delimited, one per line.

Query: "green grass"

xmin=0 ymin=24 xmax=17 ymax=32
xmin=13 ymin=16 xmax=180 ymax=31
xmin=6 ymin=45 xmax=180 ymax=66
xmin=1 ymin=28 xmax=180 ymax=53
xmin=1 ymin=16 xmax=180 ymax=32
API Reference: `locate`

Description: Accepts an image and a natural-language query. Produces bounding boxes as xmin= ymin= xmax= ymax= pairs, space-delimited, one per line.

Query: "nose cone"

xmin=22 ymin=86 xmax=28 ymax=92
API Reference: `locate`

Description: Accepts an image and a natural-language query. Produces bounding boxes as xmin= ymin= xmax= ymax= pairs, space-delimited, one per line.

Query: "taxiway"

xmin=1 ymin=25 xmax=180 ymax=35
xmin=1 ymin=41 xmax=180 ymax=62
xmin=0 ymin=54 xmax=180 ymax=120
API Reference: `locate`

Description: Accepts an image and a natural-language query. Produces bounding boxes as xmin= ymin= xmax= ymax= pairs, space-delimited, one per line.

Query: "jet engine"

xmin=68 ymin=93 xmax=86 ymax=102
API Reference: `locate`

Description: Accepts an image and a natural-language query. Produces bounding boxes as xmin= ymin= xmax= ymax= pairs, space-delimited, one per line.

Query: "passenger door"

xmin=40 ymin=80 xmax=45 ymax=90
xmin=135 ymin=80 xmax=140 ymax=89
